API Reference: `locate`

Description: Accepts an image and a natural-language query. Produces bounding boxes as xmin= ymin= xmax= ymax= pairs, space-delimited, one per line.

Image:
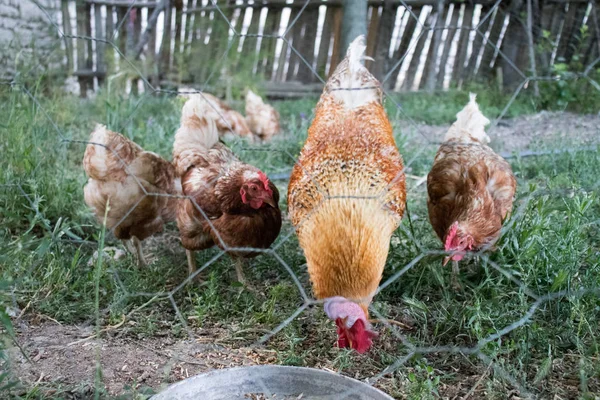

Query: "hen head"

xmin=324 ymin=297 xmax=377 ymax=354
xmin=240 ymin=170 xmax=276 ymax=210
xmin=443 ymin=221 xmax=474 ymax=265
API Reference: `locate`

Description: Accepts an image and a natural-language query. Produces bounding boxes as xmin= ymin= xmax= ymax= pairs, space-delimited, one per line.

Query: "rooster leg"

xmin=452 ymin=260 xmax=462 ymax=290
xmin=132 ymin=237 xmax=147 ymax=268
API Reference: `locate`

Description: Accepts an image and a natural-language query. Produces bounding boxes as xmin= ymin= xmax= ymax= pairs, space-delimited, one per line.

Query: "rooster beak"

xmin=442 ymin=256 xmax=451 ymax=266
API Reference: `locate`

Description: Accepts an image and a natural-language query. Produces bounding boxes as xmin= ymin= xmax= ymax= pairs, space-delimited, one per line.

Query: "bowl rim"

xmin=151 ymin=364 xmax=394 ymax=399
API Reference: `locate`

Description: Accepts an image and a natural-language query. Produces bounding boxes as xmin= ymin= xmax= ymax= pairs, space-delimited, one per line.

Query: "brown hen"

xmin=173 ymin=95 xmax=282 ymax=286
xmin=83 ymin=125 xmax=180 ymax=267
xmin=427 ymin=94 xmax=517 ymax=288
xmin=245 ymin=89 xmax=281 ymax=142
xmin=287 ymin=36 xmax=406 ymax=353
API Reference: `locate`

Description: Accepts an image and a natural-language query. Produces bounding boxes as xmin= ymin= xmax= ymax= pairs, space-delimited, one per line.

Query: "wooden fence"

xmin=60 ymin=0 xmax=600 ymax=97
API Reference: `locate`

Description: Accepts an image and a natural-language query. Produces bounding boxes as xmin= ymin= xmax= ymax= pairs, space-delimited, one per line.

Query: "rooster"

xmin=83 ymin=125 xmax=180 ymax=267
xmin=427 ymin=94 xmax=517 ymax=288
xmin=287 ymin=36 xmax=406 ymax=353
xmin=173 ymin=95 xmax=282 ymax=285
xmin=245 ymin=89 xmax=281 ymax=142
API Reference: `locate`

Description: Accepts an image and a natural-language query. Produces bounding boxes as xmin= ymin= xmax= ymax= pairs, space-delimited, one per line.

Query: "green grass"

xmin=1 ymin=82 xmax=599 ymax=399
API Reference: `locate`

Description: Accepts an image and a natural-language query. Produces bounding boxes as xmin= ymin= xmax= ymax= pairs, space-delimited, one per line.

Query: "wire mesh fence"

xmin=1 ymin=0 xmax=600 ymax=399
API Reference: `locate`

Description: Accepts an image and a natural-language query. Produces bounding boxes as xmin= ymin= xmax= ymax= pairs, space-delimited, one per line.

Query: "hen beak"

xmin=262 ymin=196 xmax=276 ymax=208
xmin=442 ymin=256 xmax=451 ymax=266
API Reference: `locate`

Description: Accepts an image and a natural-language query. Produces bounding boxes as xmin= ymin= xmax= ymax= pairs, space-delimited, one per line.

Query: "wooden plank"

xmin=159 ymin=0 xmax=173 ymax=80
xmin=147 ymin=2 xmax=158 ymax=86
xmin=583 ymin=2 xmax=600 ymax=66
xmin=537 ymin=2 xmax=556 ymax=71
xmin=462 ymin=5 xmax=492 ymax=83
xmin=314 ymin=5 xmax=333 ymax=80
xmin=388 ymin=6 xmax=422 ymax=85
xmin=558 ymin=2 xmax=588 ymax=62
xmin=421 ymin=0 xmax=447 ymax=91
xmin=116 ymin=5 xmax=127 ymax=55
xmin=94 ymin=2 xmax=105 ymax=85
xmin=402 ymin=7 xmax=433 ymax=91
xmin=173 ymin=0 xmax=183 ymax=76
xmin=236 ymin=3 xmax=262 ymax=74
xmin=327 ymin=6 xmax=344 ymax=76
xmin=76 ymin=0 xmax=89 ymax=96
xmin=478 ymin=8 xmax=505 ymax=80
xmin=436 ymin=3 xmax=460 ymax=87
xmin=260 ymin=7 xmax=283 ymax=79
xmin=183 ymin=0 xmax=197 ymax=57
xmin=295 ymin=8 xmax=320 ymax=83
xmin=286 ymin=4 xmax=311 ymax=81
xmin=499 ymin=5 xmax=529 ymax=89
xmin=365 ymin=5 xmax=381 ymax=70
xmin=61 ymin=0 xmax=73 ymax=72
xmin=372 ymin=0 xmax=397 ymax=84
xmin=451 ymin=4 xmax=473 ymax=86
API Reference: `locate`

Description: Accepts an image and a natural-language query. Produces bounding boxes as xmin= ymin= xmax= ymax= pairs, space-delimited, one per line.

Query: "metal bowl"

xmin=151 ymin=365 xmax=394 ymax=400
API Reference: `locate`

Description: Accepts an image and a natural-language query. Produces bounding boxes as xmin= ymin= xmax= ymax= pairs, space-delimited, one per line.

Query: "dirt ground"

xmin=8 ymin=318 xmax=275 ymax=397
xmin=405 ymin=111 xmax=600 ymax=154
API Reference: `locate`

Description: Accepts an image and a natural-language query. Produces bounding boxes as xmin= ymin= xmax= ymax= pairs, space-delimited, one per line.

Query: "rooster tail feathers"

xmin=325 ymin=35 xmax=381 ymax=109
xmin=173 ymin=95 xmax=220 ymax=176
xmin=444 ymin=93 xmax=491 ymax=144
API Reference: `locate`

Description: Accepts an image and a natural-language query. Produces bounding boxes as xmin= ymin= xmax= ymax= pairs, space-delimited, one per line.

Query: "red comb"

xmin=257 ymin=171 xmax=272 ymax=195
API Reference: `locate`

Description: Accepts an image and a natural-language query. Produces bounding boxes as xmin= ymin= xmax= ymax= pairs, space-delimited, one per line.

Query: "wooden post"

xmin=340 ymin=0 xmax=368 ymax=59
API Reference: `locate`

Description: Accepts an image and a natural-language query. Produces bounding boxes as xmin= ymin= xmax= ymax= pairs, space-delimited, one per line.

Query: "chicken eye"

xmin=250 ymin=184 xmax=258 ymax=192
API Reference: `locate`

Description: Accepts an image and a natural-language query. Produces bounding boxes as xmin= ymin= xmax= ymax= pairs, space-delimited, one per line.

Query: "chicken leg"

xmin=132 ymin=237 xmax=147 ymax=268
xmin=186 ymin=250 xmax=196 ymax=276
xmin=122 ymin=238 xmax=146 ymax=268
xmin=234 ymin=258 xmax=259 ymax=294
